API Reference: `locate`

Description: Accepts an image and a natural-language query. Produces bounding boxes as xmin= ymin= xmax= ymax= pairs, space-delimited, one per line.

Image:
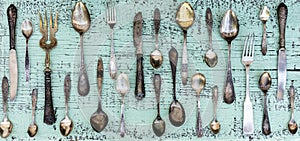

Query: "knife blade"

xmin=277 ymin=2 xmax=288 ymax=101
xmin=7 ymin=4 xmax=17 ymax=101
xmin=133 ymin=12 xmax=145 ymax=100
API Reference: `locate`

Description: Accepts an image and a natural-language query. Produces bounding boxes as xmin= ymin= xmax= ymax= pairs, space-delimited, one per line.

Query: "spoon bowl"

xmin=259 ymin=72 xmax=272 ymax=93
xmin=220 ymin=10 xmax=239 ymax=43
xmin=169 ymin=100 xmax=185 ymax=127
xmin=150 ymin=49 xmax=163 ymax=69
xmin=21 ymin=19 xmax=33 ymax=39
xmin=60 ymin=116 xmax=73 ymax=136
xmin=288 ymin=119 xmax=298 ymax=134
xmin=27 ymin=123 xmax=38 ymax=137
xmin=152 ymin=115 xmax=165 ymax=137
xmin=205 ymin=49 xmax=218 ymax=67
xmin=210 ymin=119 xmax=220 ymax=134
xmin=191 ymin=73 xmax=206 ymax=94
xmin=260 ymin=6 xmax=270 ymax=22
xmin=0 ymin=119 xmax=12 ymax=138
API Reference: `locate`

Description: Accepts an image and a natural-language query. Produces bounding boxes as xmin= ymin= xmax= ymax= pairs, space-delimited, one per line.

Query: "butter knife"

xmin=133 ymin=12 xmax=145 ymax=100
xmin=277 ymin=3 xmax=287 ymax=101
xmin=7 ymin=4 xmax=17 ymax=101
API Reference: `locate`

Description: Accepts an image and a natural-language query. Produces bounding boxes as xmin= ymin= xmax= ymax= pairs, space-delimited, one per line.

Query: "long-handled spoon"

xmin=21 ymin=19 xmax=33 ymax=81
xmin=60 ymin=74 xmax=73 ymax=136
xmin=210 ymin=86 xmax=220 ymax=134
xmin=168 ymin=47 xmax=185 ymax=127
xmin=150 ymin=8 xmax=163 ymax=69
xmin=90 ymin=58 xmax=108 ymax=132
xmin=27 ymin=89 xmax=38 ymax=137
xmin=72 ymin=1 xmax=91 ymax=96
xmin=175 ymin=2 xmax=195 ymax=85
xmin=260 ymin=6 xmax=270 ymax=55
xmin=116 ymin=73 xmax=130 ymax=137
xmin=0 ymin=76 xmax=12 ymax=138
xmin=259 ymin=72 xmax=271 ymax=135
xmin=288 ymin=80 xmax=298 ymax=134
xmin=220 ymin=9 xmax=239 ymax=104
xmin=152 ymin=74 xmax=165 ymax=137
xmin=191 ymin=73 xmax=206 ymax=137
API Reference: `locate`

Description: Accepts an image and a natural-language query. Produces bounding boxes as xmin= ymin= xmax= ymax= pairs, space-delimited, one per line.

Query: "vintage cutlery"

xmin=210 ymin=86 xmax=220 ymax=134
xmin=175 ymin=2 xmax=195 ymax=85
xmin=90 ymin=58 xmax=108 ymax=132
xmin=220 ymin=9 xmax=239 ymax=104
xmin=116 ymin=73 xmax=130 ymax=137
xmin=60 ymin=74 xmax=73 ymax=136
xmin=168 ymin=47 xmax=185 ymax=127
xmin=72 ymin=1 xmax=91 ymax=96
xmin=106 ymin=0 xmax=118 ymax=79
xmin=7 ymin=4 xmax=18 ymax=101
xmin=133 ymin=12 xmax=145 ymax=100
xmin=288 ymin=81 xmax=298 ymax=134
xmin=260 ymin=6 xmax=270 ymax=55
xmin=277 ymin=3 xmax=288 ymax=101
xmin=27 ymin=89 xmax=38 ymax=137
xmin=259 ymin=72 xmax=272 ymax=135
xmin=0 ymin=76 xmax=12 ymax=138
xmin=204 ymin=8 xmax=218 ymax=68
xmin=191 ymin=73 xmax=206 ymax=137
xmin=242 ymin=34 xmax=255 ymax=134
xmin=152 ymin=74 xmax=165 ymax=137
xmin=150 ymin=8 xmax=163 ymax=69
xmin=21 ymin=19 xmax=33 ymax=82
xmin=39 ymin=11 xmax=58 ymax=125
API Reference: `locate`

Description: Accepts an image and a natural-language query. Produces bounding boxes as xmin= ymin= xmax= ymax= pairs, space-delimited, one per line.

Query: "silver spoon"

xmin=60 ymin=73 xmax=73 ymax=136
xmin=27 ymin=89 xmax=38 ymax=137
xmin=150 ymin=8 xmax=163 ymax=69
xmin=72 ymin=1 xmax=91 ymax=96
xmin=168 ymin=47 xmax=185 ymax=127
xmin=116 ymin=73 xmax=130 ymax=137
xmin=260 ymin=6 xmax=270 ymax=55
xmin=21 ymin=19 xmax=33 ymax=82
xmin=259 ymin=72 xmax=271 ymax=135
xmin=90 ymin=58 xmax=108 ymax=132
xmin=288 ymin=80 xmax=298 ymax=134
xmin=175 ymin=2 xmax=195 ymax=85
xmin=152 ymin=74 xmax=165 ymax=137
xmin=204 ymin=8 xmax=218 ymax=68
xmin=210 ymin=86 xmax=220 ymax=134
xmin=191 ymin=73 xmax=206 ymax=137
xmin=220 ymin=9 xmax=239 ymax=104
xmin=0 ymin=76 xmax=12 ymax=138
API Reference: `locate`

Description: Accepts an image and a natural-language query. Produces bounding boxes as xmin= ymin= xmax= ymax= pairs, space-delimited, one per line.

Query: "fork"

xmin=106 ymin=0 xmax=117 ymax=79
xmin=242 ymin=33 xmax=255 ymax=134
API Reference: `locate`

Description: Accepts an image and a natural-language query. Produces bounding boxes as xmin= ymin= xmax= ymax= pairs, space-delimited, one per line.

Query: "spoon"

xmin=288 ymin=80 xmax=298 ymax=134
xmin=210 ymin=85 xmax=220 ymax=134
xmin=150 ymin=8 xmax=163 ymax=69
xmin=72 ymin=1 xmax=91 ymax=96
xmin=60 ymin=73 xmax=73 ymax=136
xmin=220 ymin=9 xmax=239 ymax=104
xmin=191 ymin=73 xmax=206 ymax=137
xmin=0 ymin=76 xmax=12 ymax=138
xmin=152 ymin=74 xmax=165 ymax=137
xmin=259 ymin=72 xmax=272 ymax=135
xmin=21 ymin=19 xmax=33 ymax=82
xmin=168 ymin=47 xmax=185 ymax=127
xmin=204 ymin=8 xmax=218 ymax=68
xmin=90 ymin=58 xmax=108 ymax=132
xmin=175 ymin=2 xmax=195 ymax=85
xmin=260 ymin=6 xmax=270 ymax=55
xmin=27 ymin=89 xmax=38 ymax=137
xmin=116 ymin=73 xmax=130 ymax=137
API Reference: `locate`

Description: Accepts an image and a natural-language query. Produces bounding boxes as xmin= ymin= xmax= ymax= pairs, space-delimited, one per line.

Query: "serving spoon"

xmin=288 ymin=81 xmax=298 ymax=134
xmin=60 ymin=74 xmax=73 ymax=136
xmin=152 ymin=74 xmax=165 ymax=137
xmin=259 ymin=72 xmax=271 ymax=135
xmin=27 ymin=89 xmax=38 ymax=137
xmin=21 ymin=19 xmax=33 ymax=81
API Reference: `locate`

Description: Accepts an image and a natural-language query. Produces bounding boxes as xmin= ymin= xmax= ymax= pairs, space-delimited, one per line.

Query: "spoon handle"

xmin=119 ymin=98 xmax=125 ymax=137
xmin=262 ymin=94 xmax=271 ymax=135
xmin=289 ymin=81 xmax=295 ymax=117
xmin=64 ymin=73 xmax=71 ymax=115
xmin=212 ymin=86 xmax=218 ymax=119
xmin=31 ymin=89 xmax=37 ymax=123
xmin=169 ymin=47 xmax=178 ymax=100
xmin=2 ymin=76 xmax=8 ymax=114
xmin=206 ymin=8 xmax=213 ymax=48
xmin=25 ymin=39 xmax=30 ymax=81
xmin=224 ymin=43 xmax=235 ymax=104
xmin=154 ymin=8 xmax=160 ymax=49
xmin=78 ymin=34 xmax=90 ymax=96
xmin=196 ymin=96 xmax=203 ymax=137
xmin=261 ymin=22 xmax=267 ymax=55
xmin=97 ymin=58 xmax=103 ymax=110
xmin=153 ymin=74 xmax=161 ymax=113
xmin=181 ymin=30 xmax=188 ymax=85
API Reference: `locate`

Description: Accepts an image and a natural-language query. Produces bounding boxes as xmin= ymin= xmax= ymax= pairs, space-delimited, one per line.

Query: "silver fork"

xmin=242 ymin=33 xmax=255 ymax=134
xmin=106 ymin=0 xmax=117 ymax=79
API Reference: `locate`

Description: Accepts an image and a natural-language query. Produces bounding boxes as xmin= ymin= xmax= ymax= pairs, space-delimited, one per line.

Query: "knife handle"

xmin=44 ymin=70 xmax=56 ymax=125
xmin=277 ymin=3 xmax=288 ymax=48
xmin=135 ymin=54 xmax=145 ymax=100
xmin=7 ymin=4 xmax=17 ymax=50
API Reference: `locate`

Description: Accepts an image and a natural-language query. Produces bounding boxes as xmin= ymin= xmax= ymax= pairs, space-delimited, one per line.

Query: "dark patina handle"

xmin=44 ymin=71 xmax=56 ymax=125
xmin=277 ymin=2 xmax=287 ymax=48
xmin=262 ymin=94 xmax=271 ymax=135
xmin=7 ymin=4 xmax=17 ymax=50
xmin=135 ymin=54 xmax=145 ymax=100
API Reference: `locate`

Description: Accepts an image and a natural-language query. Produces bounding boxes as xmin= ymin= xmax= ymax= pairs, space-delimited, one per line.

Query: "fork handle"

xmin=7 ymin=4 xmax=17 ymax=50
xmin=135 ymin=54 xmax=145 ymax=100
xmin=277 ymin=3 xmax=287 ymax=48
xmin=44 ymin=70 xmax=56 ymax=125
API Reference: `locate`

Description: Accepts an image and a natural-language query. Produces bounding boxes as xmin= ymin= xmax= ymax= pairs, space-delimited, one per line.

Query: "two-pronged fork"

xmin=39 ymin=11 xmax=58 ymax=125
xmin=106 ymin=0 xmax=117 ymax=79
xmin=242 ymin=33 xmax=255 ymax=134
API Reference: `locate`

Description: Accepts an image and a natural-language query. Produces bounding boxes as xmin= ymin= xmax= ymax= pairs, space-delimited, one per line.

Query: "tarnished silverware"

xmin=60 ymin=74 xmax=73 ymax=136
xmin=288 ymin=81 xmax=298 ymax=134
xmin=21 ymin=19 xmax=33 ymax=82
xmin=0 ymin=76 xmax=12 ymax=138
xmin=260 ymin=6 xmax=270 ymax=55
xmin=27 ymin=89 xmax=38 ymax=137
xmin=152 ymin=74 xmax=165 ymax=137
xmin=210 ymin=86 xmax=220 ymax=134
xmin=259 ymin=72 xmax=272 ymax=135
xmin=150 ymin=8 xmax=163 ymax=69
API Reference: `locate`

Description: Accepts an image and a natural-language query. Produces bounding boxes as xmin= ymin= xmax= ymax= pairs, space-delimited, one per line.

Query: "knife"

xmin=7 ymin=4 xmax=17 ymax=101
xmin=133 ymin=12 xmax=145 ymax=100
xmin=277 ymin=3 xmax=287 ymax=101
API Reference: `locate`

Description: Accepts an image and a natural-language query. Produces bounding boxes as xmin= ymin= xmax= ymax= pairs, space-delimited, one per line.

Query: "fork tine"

xmin=242 ymin=35 xmax=247 ymax=57
xmin=54 ymin=12 xmax=58 ymax=31
xmin=250 ymin=33 xmax=255 ymax=57
xmin=50 ymin=11 xmax=53 ymax=29
xmin=39 ymin=12 xmax=44 ymax=33
xmin=44 ymin=11 xmax=48 ymax=32
xmin=113 ymin=3 xmax=116 ymax=21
